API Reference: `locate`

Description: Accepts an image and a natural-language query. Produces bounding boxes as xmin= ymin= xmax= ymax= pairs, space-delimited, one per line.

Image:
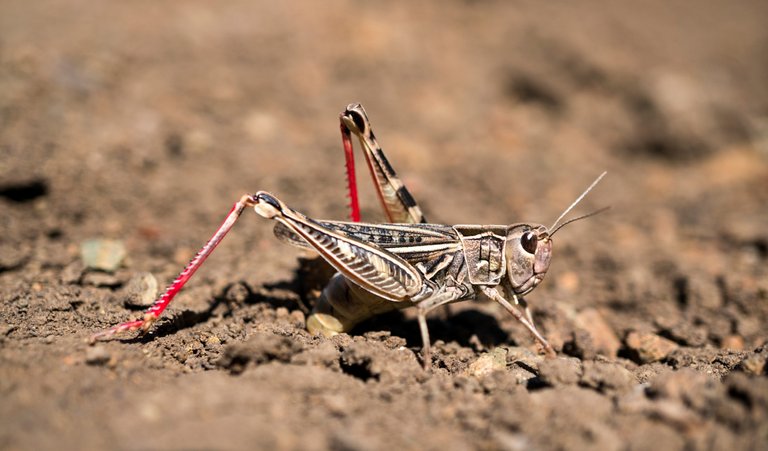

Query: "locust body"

xmin=276 ymin=220 xmax=552 ymax=342
xmin=93 ymin=104 xmax=605 ymax=368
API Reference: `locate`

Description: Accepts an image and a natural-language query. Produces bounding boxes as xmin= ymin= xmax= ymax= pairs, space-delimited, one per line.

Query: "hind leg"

xmin=307 ymin=104 xmax=432 ymax=336
xmin=339 ymin=103 xmax=427 ymax=224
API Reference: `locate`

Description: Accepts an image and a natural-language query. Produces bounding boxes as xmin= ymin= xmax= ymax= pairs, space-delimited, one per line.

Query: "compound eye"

xmin=520 ymin=231 xmax=538 ymax=254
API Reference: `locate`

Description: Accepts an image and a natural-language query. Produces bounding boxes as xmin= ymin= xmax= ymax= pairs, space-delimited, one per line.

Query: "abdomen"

xmin=307 ymin=273 xmax=415 ymax=336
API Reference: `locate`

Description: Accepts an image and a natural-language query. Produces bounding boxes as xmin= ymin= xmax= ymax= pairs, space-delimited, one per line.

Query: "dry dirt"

xmin=2 ymin=1 xmax=768 ymax=450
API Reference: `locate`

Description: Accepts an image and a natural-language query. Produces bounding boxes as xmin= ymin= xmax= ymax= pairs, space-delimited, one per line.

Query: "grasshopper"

xmin=92 ymin=104 xmax=606 ymax=368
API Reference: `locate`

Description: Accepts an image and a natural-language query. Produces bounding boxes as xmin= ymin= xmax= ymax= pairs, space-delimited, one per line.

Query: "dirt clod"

xmin=291 ymin=341 xmax=340 ymax=369
xmin=340 ymin=340 xmax=422 ymax=383
xmin=580 ymin=361 xmax=636 ymax=393
xmin=85 ymin=346 xmax=112 ymax=366
xmin=537 ymin=357 xmax=582 ymax=387
xmin=224 ymin=281 xmax=251 ymax=304
xmin=624 ymin=331 xmax=679 ymax=363
xmin=506 ymin=346 xmax=544 ymax=371
xmin=574 ymin=308 xmax=621 ymax=358
xmin=739 ymin=351 xmax=767 ymax=376
xmin=60 ymin=261 xmax=84 ymax=284
xmin=218 ymin=333 xmax=304 ymax=373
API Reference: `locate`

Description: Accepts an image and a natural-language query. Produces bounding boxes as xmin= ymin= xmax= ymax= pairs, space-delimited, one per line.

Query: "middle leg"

xmin=415 ymin=286 xmax=465 ymax=369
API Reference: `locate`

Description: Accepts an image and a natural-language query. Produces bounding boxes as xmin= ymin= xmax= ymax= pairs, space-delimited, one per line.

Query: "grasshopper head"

xmin=504 ymin=172 xmax=608 ymax=296
xmin=505 ymin=225 xmax=552 ymax=296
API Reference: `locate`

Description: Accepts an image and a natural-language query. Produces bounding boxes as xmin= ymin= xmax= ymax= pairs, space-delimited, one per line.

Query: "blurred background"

xmin=1 ymin=1 xmax=767 ymax=449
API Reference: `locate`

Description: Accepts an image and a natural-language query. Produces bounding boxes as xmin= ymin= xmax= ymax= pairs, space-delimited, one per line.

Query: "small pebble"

xmin=739 ymin=354 xmax=766 ymax=376
xmin=86 ymin=346 xmax=111 ymax=365
xmin=124 ymin=272 xmax=158 ymax=307
xmin=720 ymin=334 xmax=744 ymax=351
xmin=80 ymin=239 xmax=126 ymax=272
xmin=625 ymin=331 xmax=678 ymax=363
xmin=276 ymin=307 xmax=290 ymax=319
xmin=467 ymin=347 xmax=508 ymax=377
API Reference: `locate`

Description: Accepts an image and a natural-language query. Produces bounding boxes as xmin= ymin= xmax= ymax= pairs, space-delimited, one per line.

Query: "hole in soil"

xmin=727 ymin=386 xmax=753 ymax=409
xmin=165 ymin=133 xmax=184 ymax=157
xmin=222 ymin=355 xmax=251 ymax=375
xmin=750 ymin=239 xmax=768 ymax=259
xmin=673 ymin=276 xmax=689 ymax=308
xmin=525 ymin=377 xmax=549 ymax=391
xmin=505 ymin=74 xmax=563 ymax=113
xmin=340 ymin=360 xmax=378 ymax=382
xmin=0 ymin=179 xmax=49 ymax=203
xmin=616 ymin=346 xmax=640 ymax=364
xmin=715 ymin=276 xmax=729 ymax=305
xmin=623 ymin=131 xmax=709 ymax=162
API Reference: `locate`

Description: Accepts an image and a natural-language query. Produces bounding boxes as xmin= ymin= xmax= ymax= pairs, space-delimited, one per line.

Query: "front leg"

xmin=481 ymin=286 xmax=555 ymax=357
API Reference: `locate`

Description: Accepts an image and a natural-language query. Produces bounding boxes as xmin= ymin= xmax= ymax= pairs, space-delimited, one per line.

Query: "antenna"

xmin=548 ymin=171 xmax=607 ymax=234
xmin=550 ymin=206 xmax=610 ymax=237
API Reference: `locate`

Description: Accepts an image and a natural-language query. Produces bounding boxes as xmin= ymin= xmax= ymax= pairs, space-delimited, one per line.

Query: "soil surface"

xmin=2 ymin=1 xmax=768 ymax=450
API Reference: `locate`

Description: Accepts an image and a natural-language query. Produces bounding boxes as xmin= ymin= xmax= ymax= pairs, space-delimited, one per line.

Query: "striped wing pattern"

xmin=274 ymin=221 xmax=460 ymax=263
xmin=275 ymin=215 xmax=426 ymax=302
